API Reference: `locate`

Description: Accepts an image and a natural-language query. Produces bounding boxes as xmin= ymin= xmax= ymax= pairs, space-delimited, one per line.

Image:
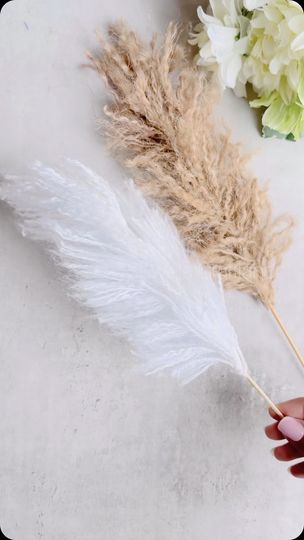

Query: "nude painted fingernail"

xmin=278 ymin=417 xmax=304 ymax=442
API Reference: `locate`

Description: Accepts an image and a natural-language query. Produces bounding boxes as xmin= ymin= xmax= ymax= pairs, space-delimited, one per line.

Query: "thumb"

xmin=278 ymin=416 xmax=304 ymax=443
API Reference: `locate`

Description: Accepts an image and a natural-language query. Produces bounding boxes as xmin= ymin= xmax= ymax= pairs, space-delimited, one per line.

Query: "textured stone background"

xmin=0 ymin=0 xmax=304 ymax=538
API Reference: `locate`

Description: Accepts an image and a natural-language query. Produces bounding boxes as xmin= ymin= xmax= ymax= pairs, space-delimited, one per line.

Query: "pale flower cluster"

xmin=190 ymin=0 xmax=304 ymax=139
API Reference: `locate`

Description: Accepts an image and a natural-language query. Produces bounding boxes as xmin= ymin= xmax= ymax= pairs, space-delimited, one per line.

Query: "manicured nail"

xmin=278 ymin=417 xmax=304 ymax=442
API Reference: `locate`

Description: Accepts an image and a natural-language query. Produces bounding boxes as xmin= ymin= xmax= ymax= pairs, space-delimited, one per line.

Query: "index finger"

xmin=268 ymin=398 xmax=304 ymax=421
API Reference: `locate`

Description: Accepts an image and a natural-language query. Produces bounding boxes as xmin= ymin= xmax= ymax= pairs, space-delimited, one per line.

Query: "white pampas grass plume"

xmin=1 ymin=161 xmax=284 ymax=417
xmin=0 ymin=160 xmax=248 ymax=385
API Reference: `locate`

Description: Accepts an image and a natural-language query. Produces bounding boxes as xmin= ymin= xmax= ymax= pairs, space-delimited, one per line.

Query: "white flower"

xmin=190 ymin=2 xmax=250 ymax=91
xmin=190 ymin=0 xmax=304 ymax=139
xmin=243 ymin=0 xmax=304 ymax=97
xmin=243 ymin=0 xmax=304 ymax=139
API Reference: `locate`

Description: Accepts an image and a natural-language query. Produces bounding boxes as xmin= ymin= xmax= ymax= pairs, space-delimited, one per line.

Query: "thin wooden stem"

xmin=268 ymin=304 xmax=304 ymax=369
xmin=246 ymin=373 xmax=283 ymax=418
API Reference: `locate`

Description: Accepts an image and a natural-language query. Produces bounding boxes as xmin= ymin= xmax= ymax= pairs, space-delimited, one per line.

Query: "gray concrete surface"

xmin=0 ymin=0 xmax=303 ymax=538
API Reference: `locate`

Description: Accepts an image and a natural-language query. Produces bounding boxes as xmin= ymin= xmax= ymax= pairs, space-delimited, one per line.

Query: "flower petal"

xmin=243 ymin=0 xmax=268 ymax=11
xmin=297 ymin=64 xmax=304 ymax=105
xmin=234 ymin=78 xmax=247 ymax=97
xmin=269 ymin=56 xmax=282 ymax=75
xmin=286 ymin=61 xmax=299 ymax=90
xmin=221 ymin=54 xmax=243 ymax=88
xmin=250 ymin=92 xmax=276 ymax=108
xmin=291 ymin=31 xmax=304 ymax=51
xmin=197 ymin=6 xmax=222 ymax=26
xmin=199 ymin=40 xmax=215 ymax=61
xmin=207 ymin=24 xmax=239 ymax=58
xmin=262 ymin=96 xmax=300 ymax=137
xmin=288 ymin=14 xmax=304 ymax=33
xmin=234 ymin=35 xmax=249 ymax=55
xmin=209 ymin=0 xmax=227 ymax=20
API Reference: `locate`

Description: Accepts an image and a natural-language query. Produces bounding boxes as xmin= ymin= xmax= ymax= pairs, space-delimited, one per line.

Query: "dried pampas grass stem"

xmin=246 ymin=374 xmax=283 ymax=418
xmin=269 ymin=304 xmax=304 ymax=369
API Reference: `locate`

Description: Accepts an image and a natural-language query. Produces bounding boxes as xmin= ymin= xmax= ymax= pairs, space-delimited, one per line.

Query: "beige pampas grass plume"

xmin=88 ymin=22 xmax=293 ymax=310
xmin=88 ymin=22 xmax=304 ymax=370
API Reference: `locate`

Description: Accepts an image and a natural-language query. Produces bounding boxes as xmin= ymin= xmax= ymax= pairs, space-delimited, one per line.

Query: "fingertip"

xmin=289 ymin=466 xmax=301 ymax=478
xmin=269 ymin=398 xmax=304 ymax=421
xmin=272 ymin=443 xmax=300 ymax=462
xmin=278 ymin=416 xmax=304 ymax=442
xmin=268 ymin=406 xmax=282 ymax=421
xmin=289 ymin=463 xmax=304 ymax=478
xmin=265 ymin=423 xmax=285 ymax=440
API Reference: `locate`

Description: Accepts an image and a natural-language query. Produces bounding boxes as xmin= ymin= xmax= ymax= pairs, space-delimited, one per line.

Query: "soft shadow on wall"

xmin=178 ymin=0 xmax=208 ymax=22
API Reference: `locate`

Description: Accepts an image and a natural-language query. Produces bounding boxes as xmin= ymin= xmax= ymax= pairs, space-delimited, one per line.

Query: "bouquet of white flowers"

xmin=190 ymin=0 xmax=304 ymax=140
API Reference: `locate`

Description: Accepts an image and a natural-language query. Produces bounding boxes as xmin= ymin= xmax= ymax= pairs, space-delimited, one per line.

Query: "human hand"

xmin=265 ymin=398 xmax=304 ymax=478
